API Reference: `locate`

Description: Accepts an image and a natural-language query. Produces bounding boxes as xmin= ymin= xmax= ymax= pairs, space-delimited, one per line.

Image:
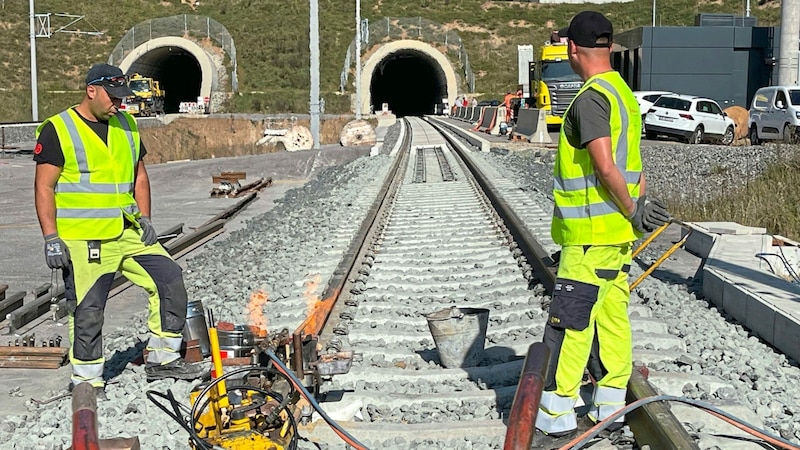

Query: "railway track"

xmin=299 ymin=117 xmax=794 ymax=449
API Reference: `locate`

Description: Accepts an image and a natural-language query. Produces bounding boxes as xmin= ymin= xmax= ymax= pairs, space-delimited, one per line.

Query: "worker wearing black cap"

xmin=533 ymin=11 xmax=670 ymax=448
xmin=33 ymin=63 xmax=205 ymax=395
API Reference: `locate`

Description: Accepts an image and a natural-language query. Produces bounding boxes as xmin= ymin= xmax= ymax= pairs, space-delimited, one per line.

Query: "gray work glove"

xmin=44 ymin=233 xmax=70 ymax=269
xmin=629 ymin=195 xmax=671 ymax=233
xmin=138 ymin=216 xmax=158 ymax=246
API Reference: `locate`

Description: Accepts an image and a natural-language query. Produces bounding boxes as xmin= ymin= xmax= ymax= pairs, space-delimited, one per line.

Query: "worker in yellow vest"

xmin=33 ymin=64 xmax=205 ymax=397
xmin=533 ymin=12 xmax=670 ymax=448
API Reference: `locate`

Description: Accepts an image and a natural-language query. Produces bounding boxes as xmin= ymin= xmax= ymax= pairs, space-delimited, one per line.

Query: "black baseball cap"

xmin=558 ymin=11 xmax=614 ymax=48
xmin=85 ymin=63 xmax=134 ymax=99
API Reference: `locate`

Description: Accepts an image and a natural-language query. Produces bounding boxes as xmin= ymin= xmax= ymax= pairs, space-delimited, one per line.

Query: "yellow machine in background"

xmin=124 ymin=73 xmax=166 ymax=117
xmin=529 ymin=31 xmax=584 ymax=127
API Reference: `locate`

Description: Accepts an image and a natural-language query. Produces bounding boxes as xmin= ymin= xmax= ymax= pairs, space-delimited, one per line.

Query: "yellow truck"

xmin=529 ymin=32 xmax=584 ymax=127
xmin=122 ymin=73 xmax=166 ymax=117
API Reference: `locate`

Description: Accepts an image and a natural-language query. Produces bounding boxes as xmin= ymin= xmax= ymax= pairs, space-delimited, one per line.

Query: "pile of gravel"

xmin=480 ymin=146 xmax=800 ymax=444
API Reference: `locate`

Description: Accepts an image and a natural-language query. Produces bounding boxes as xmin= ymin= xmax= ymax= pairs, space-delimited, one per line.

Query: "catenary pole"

xmin=29 ymin=0 xmax=39 ymax=122
xmin=779 ymin=0 xmax=800 ymax=85
xmin=651 ymin=0 xmax=656 ymax=27
xmin=355 ymin=0 xmax=362 ymax=120
xmin=309 ymin=0 xmax=320 ymax=149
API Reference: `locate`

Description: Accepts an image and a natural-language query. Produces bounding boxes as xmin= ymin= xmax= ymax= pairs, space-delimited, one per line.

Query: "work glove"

xmin=629 ymin=195 xmax=671 ymax=233
xmin=138 ymin=216 xmax=158 ymax=246
xmin=43 ymin=233 xmax=70 ymax=269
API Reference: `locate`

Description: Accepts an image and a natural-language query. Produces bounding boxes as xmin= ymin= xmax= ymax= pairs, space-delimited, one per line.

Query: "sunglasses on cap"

xmin=87 ymin=75 xmax=128 ymax=87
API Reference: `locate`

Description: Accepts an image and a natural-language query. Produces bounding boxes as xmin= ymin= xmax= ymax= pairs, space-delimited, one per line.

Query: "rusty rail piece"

xmin=202 ymin=192 xmax=260 ymax=226
xmin=503 ymin=343 xmax=550 ymax=450
xmin=292 ymin=120 xmax=412 ymax=378
xmin=428 ymin=119 xmax=698 ymax=449
xmin=71 ymin=382 xmax=101 ymax=450
xmin=70 ymin=382 xmax=141 ymax=450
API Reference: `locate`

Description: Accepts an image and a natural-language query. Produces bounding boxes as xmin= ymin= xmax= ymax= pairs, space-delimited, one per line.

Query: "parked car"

xmin=477 ymin=99 xmax=500 ymax=107
xmin=644 ymin=94 xmax=735 ymax=145
xmin=748 ymin=85 xmax=800 ymax=145
xmin=633 ymin=90 xmax=674 ymax=117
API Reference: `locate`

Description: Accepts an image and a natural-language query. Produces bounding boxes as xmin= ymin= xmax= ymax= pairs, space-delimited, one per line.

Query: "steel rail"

xmin=426 ymin=118 xmax=699 ymax=450
xmin=292 ymin=120 xmax=411 ymax=377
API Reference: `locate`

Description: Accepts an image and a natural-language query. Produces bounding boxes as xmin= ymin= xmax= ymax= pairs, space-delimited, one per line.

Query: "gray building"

xmin=612 ymin=18 xmax=778 ymax=109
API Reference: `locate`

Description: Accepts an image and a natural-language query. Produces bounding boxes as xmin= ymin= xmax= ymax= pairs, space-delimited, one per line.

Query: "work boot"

xmin=146 ymin=358 xmax=206 ymax=382
xmin=68 ymin=382 xmax=107 ymax=402
xmin=530 ymin=428 xmax=577 ymax=450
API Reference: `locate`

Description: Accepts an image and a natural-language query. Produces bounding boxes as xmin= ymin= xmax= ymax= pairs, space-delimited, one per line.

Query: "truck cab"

xmin=529 ymin=33 xmax=583 ymax=128
xmin=748 ymin=85 xmax=800 ymax=145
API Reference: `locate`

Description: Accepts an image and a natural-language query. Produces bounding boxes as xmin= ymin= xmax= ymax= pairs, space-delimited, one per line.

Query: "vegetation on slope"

xmin=0 ymin=0 xmax=782 ymax=122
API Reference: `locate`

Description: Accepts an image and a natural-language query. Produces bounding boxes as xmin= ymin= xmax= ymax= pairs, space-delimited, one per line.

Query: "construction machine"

xmin=146 ymin=309 xmax=366 ymax=450
xmin=123 ymin=73 xmax=166 ymax=117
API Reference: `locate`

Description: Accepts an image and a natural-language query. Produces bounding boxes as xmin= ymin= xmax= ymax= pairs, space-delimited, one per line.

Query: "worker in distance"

xmin=33 ymin=63 xmax=205 ymax=396
xmin=533 ymin=11 xmax=671 ymax=448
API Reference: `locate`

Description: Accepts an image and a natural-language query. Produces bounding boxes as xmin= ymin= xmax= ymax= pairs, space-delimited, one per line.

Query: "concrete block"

xmin=773 ymin=312 xmax=800 ymax=363
xmin=682 ymin=224 xmax=716 ymax=258
xmin=721 ymin=279 xmax=748 ymax=324
xmin=701 ymin=266 xmax=726 ymax=308
xmin=744 ymin=295 xmax=777 ymax=343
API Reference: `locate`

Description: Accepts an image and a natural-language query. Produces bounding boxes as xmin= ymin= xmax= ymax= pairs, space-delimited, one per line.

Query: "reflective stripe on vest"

xmin=551 ymin=71 xmax=642 ymax=245
xmin=37 ymin=108 xmax=141 ymax=240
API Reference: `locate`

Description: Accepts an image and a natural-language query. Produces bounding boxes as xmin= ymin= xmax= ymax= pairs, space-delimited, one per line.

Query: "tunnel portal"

xmin=126 ymin=47 xmax=202 ymax=114
xmin=370 ymin=50 xmax=447 ymax=116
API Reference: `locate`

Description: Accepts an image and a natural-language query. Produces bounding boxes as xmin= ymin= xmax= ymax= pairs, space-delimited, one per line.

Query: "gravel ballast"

xmin=2 ymin=133 xmax=799 ymax=448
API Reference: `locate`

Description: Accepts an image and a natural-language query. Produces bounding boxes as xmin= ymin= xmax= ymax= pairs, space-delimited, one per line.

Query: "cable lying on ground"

xmin=561 ymin=395 xmax=800 ymax=450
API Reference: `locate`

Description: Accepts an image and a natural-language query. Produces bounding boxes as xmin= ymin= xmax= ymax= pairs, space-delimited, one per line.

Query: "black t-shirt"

xmin=34 ymin=108 xmax=147 ymax=166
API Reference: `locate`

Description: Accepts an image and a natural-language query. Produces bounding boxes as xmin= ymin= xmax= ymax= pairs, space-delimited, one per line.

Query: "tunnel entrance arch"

xmin=360 ymin=40 xmax=458 ymax=116
xmin=108 ymin=15 xmax=238 ymax=114
xmin=118 ymin=37 xmax=216 ymax=114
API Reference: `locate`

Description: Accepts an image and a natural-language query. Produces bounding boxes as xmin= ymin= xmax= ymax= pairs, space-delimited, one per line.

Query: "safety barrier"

xmin=468 ymin=107 xmax=482 ymax=123
xmin=512 ymin=108 xmax=552 ymax=144
xmin=474 ymin=106 xmax=505 ymax=136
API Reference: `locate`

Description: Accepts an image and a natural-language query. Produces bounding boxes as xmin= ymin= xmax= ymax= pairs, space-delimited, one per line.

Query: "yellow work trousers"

xmin=62 ymin=227 xmax=187 ymax=387
xmin=536 ymin=244 xmax=633 ymax=434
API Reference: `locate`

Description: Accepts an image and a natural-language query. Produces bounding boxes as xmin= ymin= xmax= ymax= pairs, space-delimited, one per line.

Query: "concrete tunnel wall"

xmin=359 ymin=40 xmax=459 ymax=116
xmin=118 ymin=36 xmax=218 ymax=113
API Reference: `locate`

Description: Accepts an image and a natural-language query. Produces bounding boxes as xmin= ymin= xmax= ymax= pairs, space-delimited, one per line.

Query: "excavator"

xmin=122 ymin=73 xmax=166 ymax=117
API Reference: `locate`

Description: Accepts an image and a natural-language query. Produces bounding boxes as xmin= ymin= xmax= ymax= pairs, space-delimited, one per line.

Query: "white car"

xmin=633 ymin=91 xmax=674 ymax=117
xmin=644 ymin=94 xmax=735 ymax=145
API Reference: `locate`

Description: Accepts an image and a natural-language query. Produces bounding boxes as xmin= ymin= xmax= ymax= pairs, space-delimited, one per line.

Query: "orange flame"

xmin=247 ymin=290 xmax=269 ymax=334
xmin=304 ymin=275 xmax=322 ymax=317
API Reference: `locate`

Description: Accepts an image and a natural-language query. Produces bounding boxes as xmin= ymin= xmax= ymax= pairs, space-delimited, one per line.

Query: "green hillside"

xmin=0 ymin=0 xmax=781 ymax=122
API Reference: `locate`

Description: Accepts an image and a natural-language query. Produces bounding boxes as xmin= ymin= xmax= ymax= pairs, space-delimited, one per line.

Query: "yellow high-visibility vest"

xmin=551 ymin=71 xmax=643 ymax=246
xmin=36 ymin=108 xmax=141 ymax=240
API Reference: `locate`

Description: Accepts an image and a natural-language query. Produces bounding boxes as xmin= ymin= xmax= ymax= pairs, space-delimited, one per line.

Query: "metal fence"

xmin=340 ymin=17 xmax=475 ymax=94
xmin=108 ymin=15 xmax=238 ymax=92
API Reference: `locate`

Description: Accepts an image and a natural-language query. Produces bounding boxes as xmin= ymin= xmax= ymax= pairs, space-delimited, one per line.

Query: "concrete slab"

xmin=693 ymin=221 xmax=767 ymax=235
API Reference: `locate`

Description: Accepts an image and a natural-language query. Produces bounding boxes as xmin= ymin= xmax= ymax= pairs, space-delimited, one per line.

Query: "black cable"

xmin=146 ymin=389 xmax=212 ymax=450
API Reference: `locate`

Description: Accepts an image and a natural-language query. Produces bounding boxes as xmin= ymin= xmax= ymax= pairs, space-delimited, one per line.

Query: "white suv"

xmin=748 ymin=85 xmax=800 ymax=145
xmin=644 ymin=94 xmax=735 ymax=145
